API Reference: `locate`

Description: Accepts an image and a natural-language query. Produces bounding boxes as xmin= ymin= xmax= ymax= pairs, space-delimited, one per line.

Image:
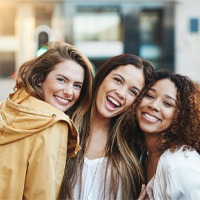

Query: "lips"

xmin=142 ymin=112 xmax=160 ymax=123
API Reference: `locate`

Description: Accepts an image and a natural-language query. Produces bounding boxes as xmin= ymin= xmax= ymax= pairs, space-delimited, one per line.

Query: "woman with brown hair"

xmin=0 ymin=41 xmax=94 ymax=199
xmin=59 ymin=53 xmax=155 ymax=200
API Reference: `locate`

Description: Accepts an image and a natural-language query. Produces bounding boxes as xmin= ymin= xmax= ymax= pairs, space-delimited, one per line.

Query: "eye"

xmin=163 ymin=101 xmax=173 ymax=108
xmin=57 ymin=77 xmax=65 ymax=83
xmin=130 ymin=89 xmax=138 ymax=96
xmin=114 ymin=77 xmax=122 ymax=84
xmin=73 ymin=84 xmax=82 ymax=90
xmin=145 ymin=93 xmax=154 ymax=99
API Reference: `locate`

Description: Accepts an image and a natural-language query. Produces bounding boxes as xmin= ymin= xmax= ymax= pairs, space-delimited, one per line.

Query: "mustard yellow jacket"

xmin=0 ymin=89 xmax=80 ymax=200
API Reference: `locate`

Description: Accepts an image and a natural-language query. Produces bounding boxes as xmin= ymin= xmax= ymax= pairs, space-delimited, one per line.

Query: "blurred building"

xmin=0 ymin=0 xmax=199 ymax=83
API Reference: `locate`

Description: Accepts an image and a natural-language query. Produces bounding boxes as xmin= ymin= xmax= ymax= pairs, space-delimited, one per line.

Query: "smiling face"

xmin=95 ymin=64 xmax=145 ymax=119
xmin=136 ymin=79 xmax=177 ymax=135
xmin=41 ymin=60 xmax=84 ymax=112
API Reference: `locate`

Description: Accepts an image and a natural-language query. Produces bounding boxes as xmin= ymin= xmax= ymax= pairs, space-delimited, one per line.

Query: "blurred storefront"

xmin=0 ymin=0 xmax=199 ymax=83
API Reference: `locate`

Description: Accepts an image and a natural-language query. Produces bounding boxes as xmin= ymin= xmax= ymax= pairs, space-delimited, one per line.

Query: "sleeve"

xmin=23 ymin=122 xmax=69 ymax=200
xmin=165 ymin=167 xmax=200 ymax=200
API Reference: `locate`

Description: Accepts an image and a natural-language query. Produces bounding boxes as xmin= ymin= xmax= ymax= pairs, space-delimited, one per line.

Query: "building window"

xmin=189 ymin=18 xmax=199 ymax=33
xmin=139 ymin=9 xmax=163 ymax=68
xmin=73 ymin=7 xmax=123 ymax=59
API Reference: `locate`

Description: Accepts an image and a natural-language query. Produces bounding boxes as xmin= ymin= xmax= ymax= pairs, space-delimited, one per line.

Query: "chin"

xmin=54 ymin=106 xmax=65 ymax=112
xmin=141 ymin=127 xmax=156 ymax=134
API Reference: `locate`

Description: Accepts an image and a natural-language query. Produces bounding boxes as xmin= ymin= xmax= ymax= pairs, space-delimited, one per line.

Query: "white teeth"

xmin=107 ymin=96 xmax=120 ymax=107
xmin=143 ymin=113 xmax=158 ymax=122
xmin=56 ymin=96 xmax=69 ymax=104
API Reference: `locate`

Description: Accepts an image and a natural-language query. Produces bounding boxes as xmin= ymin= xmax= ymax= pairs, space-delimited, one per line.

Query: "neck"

xmin=85 ymin=110 xmax=109 ymax=159
xmin=145 ymin=134 xmax=162 ymax=159
xmin=144 ymin=135 xmax=162 ymax=182
xmin=146 ymin=148 xmax=162 ymax=159
xmin=93 ymin=108 xmax=110 ymax=130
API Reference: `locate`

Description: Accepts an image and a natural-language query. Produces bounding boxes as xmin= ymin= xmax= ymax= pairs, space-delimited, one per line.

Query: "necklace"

xmin=146 ymin=149 xmax=162 ymax=158
xmin=85 ymin=157 xmax=103 ymax=200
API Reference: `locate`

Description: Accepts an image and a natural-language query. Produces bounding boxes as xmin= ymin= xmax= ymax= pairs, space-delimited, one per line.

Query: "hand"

xmin=137 ymin=184 xmax=147 ymax=200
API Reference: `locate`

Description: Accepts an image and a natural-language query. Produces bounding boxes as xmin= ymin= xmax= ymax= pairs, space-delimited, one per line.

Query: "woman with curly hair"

xmin=0 ymin=41 xmax=94 ymax=199
xmin=59 ymin=54 xmax=155 ymax=200
xmin=128 ymin=70 xmax=200 ymax=199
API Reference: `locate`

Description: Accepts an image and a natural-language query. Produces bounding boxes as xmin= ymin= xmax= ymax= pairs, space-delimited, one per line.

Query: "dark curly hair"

xmin=121 ymin=69 xmax=200 ymax=154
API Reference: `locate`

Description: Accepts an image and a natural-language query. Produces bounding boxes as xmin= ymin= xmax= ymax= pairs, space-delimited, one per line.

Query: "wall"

xmin=175 ymin=0 xmax=200 ymax=83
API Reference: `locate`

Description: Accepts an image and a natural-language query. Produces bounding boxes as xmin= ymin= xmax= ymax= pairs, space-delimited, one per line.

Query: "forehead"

xmin=109 ymin=64 xmax=143 ymax=77
xmin=50 ymin=60 xmax=84 ymax=80
xmin=151 ymin=79 xmax=177 ymax=98
xmin=53 ymin=60 xmax=82 ymax=70
xmin=109 ymin=64 xmax=144 ymax=84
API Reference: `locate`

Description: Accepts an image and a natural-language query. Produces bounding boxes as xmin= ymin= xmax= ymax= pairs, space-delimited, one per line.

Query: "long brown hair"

xmin=59 ymin=54 xmax=155 ymax=199
xmin=15 ymin=41 xmax=95 ymax=130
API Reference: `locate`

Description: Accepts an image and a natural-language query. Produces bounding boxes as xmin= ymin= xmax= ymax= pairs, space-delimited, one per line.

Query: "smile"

xmin=142 ymin=112 xmax=160 ymax=123
xmin=55 ymin=95 xmax=69 ymax=105
xmin=107 ymin=96 xmax=121 ymax=107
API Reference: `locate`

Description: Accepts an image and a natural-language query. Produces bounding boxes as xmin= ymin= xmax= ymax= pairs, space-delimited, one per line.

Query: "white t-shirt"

xmin=146 ymin=146 xmax=200 ymax=200
xmin=72 ymin=157 xmax=122 ymax=200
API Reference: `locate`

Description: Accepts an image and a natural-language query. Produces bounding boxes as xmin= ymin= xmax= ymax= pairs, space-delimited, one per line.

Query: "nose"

xmin=116 ymin=88 xmax=126 ymax=100
xmin=148 ymin=99 xmax=160 ymax=111
xmin=63 ymin=84 xmax=73 ymax=96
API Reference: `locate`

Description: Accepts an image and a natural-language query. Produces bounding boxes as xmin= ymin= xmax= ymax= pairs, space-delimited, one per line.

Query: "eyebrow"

xmin=149 ymin=88 xmax=177 ymax=103
xmin=57 ymin=74 xmax=83 ymax=84
xmin=113 ymin=73 xmax=141 ymax=93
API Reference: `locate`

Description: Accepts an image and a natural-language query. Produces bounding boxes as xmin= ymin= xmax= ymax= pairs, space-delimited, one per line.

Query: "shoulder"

xmin=153 ymin=147 xmax=200 ymax=200
xmin=10 ymin=88 xmax=75 ymax=128
xmin=17 ymin=88 xmax=72 ymax=122
xmin=160 ymin=146 xmax=200 ymax=171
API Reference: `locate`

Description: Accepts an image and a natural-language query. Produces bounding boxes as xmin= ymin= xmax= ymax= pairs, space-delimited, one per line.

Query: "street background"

xmin=0 ymin=0 xmax=200 ymax=101
xmin=0 ymin=78 xmax=15 ymax=101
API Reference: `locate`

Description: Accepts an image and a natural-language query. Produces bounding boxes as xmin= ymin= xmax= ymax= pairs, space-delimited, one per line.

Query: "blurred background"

xmin=0 ymin=0 xmax=200 ymax=100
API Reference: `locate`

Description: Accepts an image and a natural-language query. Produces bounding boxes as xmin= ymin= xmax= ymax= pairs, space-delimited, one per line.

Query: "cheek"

xmin=41 ymin=84 xmax=49 ymax=99
xmin=125 ymin=96 xmax=135 ymax=109
xmin=99 ymin=79 xmax=116 ymax=94
xmin=139 ymin=98 xmax=148 ymax=107
xmin=73 ymin=90 xmax=82 ymax=101
xmin=165 ymin=112 xmax=175 ymax=127
xmin=42 ymin=77 xmax=57 ymax=93
xmin=96 ymin=89 xmax=104 ymax=104
xmin=98 ymin=84 xmax=107 ymax=95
